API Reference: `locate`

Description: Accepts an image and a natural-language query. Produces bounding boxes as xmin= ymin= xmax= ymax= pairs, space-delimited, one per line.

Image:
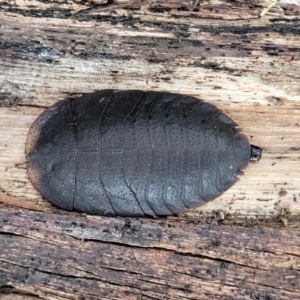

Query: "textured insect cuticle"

xmin=26 ymin=90 xmax=260 ymax=217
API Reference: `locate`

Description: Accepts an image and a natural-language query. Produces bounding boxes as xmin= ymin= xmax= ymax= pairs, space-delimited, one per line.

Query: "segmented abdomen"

xmin=26 ymin=90 xmax=250 ymax=216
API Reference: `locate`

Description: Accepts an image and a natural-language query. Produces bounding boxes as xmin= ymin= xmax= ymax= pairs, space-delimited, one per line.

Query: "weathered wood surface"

xmin=1 ymin=208 xmax=300 ymax=299
xmin=0 ymin=0 xmax=300 ymax=221
xmin=0 ymin=0 xmax=300 ymax=299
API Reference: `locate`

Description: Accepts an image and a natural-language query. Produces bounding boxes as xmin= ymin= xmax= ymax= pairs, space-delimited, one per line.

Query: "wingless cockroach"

xmin=26 ymin=90 xmax=262 ymax=217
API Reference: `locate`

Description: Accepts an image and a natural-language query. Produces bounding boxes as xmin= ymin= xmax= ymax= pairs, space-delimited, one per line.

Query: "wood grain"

xmin=1 ymin=0 xmax=300 ymax=222
xmin=1 ymin=208 xmax=300 ymax=299
xmin=0 ymin=0 xmax=300 ymax=298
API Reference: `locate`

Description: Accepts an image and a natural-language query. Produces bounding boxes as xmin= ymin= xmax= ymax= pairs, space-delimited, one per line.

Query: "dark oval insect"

xmin=25 ymin=90 xmax=262 ymax=217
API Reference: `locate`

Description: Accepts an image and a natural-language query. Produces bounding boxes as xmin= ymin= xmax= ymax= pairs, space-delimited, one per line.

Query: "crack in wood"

xmin=1 ymin=209 xmax=299 ymax=298
xmin=17 ymin=104 xmax=48 ymax=109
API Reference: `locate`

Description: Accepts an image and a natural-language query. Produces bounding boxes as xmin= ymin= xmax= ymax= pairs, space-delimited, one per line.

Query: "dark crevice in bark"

xmin=60 ymin=232 xmax=283 ymax=274
xmin=17 ymin=103 xmax=48 ymax=109
xmin=0 ymin=285 xmax=43 ymax=299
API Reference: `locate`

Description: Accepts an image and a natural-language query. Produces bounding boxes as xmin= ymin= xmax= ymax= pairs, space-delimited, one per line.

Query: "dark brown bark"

xmin=1 ymin=208 xmax=300 ymax=299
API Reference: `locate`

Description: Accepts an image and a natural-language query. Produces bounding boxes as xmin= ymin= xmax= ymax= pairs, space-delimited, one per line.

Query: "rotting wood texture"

xmin=0 ymin=208 xmax=300 ymax=299
xmin=0 ymin=0 xmax=300 ymax=221
xmin=0 ymin=0 xmax=300 ymax=299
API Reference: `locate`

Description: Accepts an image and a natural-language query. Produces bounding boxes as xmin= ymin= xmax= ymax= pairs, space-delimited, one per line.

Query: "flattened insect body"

xmin=26 ymin=90 xmax=262 ymax=217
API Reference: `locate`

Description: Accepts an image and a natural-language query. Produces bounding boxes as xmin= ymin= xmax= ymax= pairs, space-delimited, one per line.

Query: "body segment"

xmin=26 ymin=90 xmax=260 ymax=217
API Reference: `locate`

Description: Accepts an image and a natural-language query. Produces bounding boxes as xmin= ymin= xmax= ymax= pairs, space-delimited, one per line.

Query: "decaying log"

xmin=0 ymin=0 xmax=300 ymax=299
xmin=1 ymin=208 xmax=300 ymax=299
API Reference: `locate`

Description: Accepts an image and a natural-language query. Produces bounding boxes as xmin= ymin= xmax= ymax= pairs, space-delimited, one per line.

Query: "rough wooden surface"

xmin=1 ymin=208 xmax=300 ymax=299
xmin=0 ymin=0 xmax=300 ymax=299
xmin=1 ymin=0 xmax=300 ymax=221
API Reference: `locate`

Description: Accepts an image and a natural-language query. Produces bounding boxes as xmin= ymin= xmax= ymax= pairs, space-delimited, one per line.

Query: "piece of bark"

xmin=0 ymin=208 xmax=300 ymax=299
xmin=1 ymin=0 xmax=300 ymax=222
